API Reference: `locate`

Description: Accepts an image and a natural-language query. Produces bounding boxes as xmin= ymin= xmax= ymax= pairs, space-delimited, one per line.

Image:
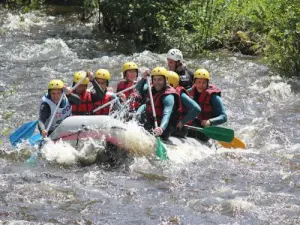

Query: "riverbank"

xmin=1 ymin=0 xmax=300 ymax=77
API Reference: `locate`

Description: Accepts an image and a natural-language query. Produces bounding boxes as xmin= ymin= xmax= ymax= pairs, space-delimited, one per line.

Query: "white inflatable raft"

xmin=48 ymin=115 xmax=212 ymax=157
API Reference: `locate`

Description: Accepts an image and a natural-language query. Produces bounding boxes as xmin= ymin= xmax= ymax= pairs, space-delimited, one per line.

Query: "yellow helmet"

xmin=73 ymin=71 xmax=89 ymax=85
xmin=48 ymin=79 xmax=64 ymax=90
xmin=95 ymin=69 xmax=111 ymax=81
xmin=194 ymin=69 xmax=210 ymax=80
xmin=122 ymin=62 xmax=138 ymax=73
xmin=151 ymin=67 xmax=168 ymax=78
xmin=167 ymin=71 xmax=179 ymax=88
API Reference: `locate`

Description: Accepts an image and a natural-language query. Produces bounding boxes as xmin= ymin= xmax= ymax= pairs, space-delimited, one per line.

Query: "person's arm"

xmin=159 ymin=95 xmax=175 ymax=130
xmin=38 ymin=102 xmax=51 ymax=133
xmin=180 ymin=93 xmax=201 ymax=124
xmin=91 ymin=80 xmax=105 ymax=101
xmin=136 ymin=103 xmax=146 ymax=114
xmin=110 ymin=93 xmax=121 ymax=111
xmin=66 ymin=93 xmax=81 ymax=105
xmin=136 ymin=78 xmax=147 ymax=96
xmin=209 ymin=95 xmax=227 ymax=126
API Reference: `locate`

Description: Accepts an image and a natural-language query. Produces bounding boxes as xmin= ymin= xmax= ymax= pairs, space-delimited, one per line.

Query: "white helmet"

xmin=167 ymin=48 xmax=183 ymax=62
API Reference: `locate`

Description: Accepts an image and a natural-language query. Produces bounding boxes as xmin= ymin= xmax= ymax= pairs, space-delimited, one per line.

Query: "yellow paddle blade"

xmin=219 ymin=137 xmax=246 ymax=149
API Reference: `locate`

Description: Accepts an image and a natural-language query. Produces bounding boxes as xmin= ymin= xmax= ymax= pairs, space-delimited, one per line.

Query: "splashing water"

xmin=1 ymin=8 xmax=300 ymax=224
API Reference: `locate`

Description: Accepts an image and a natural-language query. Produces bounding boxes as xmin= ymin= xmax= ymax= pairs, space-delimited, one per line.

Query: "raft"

xmin=48 ymin=115 xmax=212 ymax=158
xmin=49 ymin=115 xmax=157 ymax=157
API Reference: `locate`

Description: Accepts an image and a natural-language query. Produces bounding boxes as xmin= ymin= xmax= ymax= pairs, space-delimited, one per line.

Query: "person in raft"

xmin=188 ymin=69 xmax=227 ymax=142
xmin=38 ymin=79 xmax=81 ymax=137
xmin=71 ymin=71 xmax=104 ymax=115
xmin=135 ymin=67 xmax=181 ymax=141
xmin=166 ymin=71 xmax=201 ymax=138
xmin=167 ymin=48 xmax=194 ymax=89
xmin=92 ymin=69 xmax=121 ymax=115
xmin=116 ymin=62 xmax=143 ymax=112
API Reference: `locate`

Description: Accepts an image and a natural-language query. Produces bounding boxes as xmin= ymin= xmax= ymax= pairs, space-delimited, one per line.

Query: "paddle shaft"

xmin=185 ymin=125 xmax=204 ymax=132
xmin=92 ymin=84 xmax=136 ymax=113
xmin=146 ymin=77 xmax=158 ymax=128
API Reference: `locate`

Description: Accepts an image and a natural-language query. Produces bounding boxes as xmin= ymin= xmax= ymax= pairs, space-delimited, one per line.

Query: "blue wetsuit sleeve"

xmin=180 ymin=93 xmax=201 ymax=124
xmin=136 ymin=78 xmax=147 ymax=96
xmin=136 ymin=103 xmax=146 ymax=114
xmin=160 ymin=95 xmax=175 ymax=130
xmin=111 ymin=93 xmax=121 ymax=110
xmin=210 ymin=95 xmax=227 ymax=126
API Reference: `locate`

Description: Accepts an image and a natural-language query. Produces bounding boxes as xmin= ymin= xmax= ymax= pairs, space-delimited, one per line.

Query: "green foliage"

xmin=1 ymin=127 xmax=11 ymax=136
xmin=1 ymin=0 xmax=300 ymax=76
xmin=4 ymin=0 xmax=44 ymax=12
xmin=4 ymin=111 xmax=14 ymax=120
xmin=264 ymin=0 xmax=300 ymax=76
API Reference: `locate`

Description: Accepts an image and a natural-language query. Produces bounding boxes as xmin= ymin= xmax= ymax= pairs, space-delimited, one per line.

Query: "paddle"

xmin=219 ymin=137 xmax=246 ymax=149
xmin=92 ymin=84 xmax=136 ymax=113
xmin=185 ymin=125 xmax=234 ymax=143
xmin=9 ymin=120 xmax=39 ymax=146
xmin=146 ymin=77 xmax=168 ymax=160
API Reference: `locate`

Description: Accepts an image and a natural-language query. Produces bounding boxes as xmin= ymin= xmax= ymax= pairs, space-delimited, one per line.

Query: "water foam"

xmin=8 ymin=38 xmax=77 ymax=62
xmin=41 ymin=138 xmax=108 ymax=166
xmin=41 ymin=139 xmax=78 ymax=165
xmin=3 ymin=12 xmax=49 ymax=31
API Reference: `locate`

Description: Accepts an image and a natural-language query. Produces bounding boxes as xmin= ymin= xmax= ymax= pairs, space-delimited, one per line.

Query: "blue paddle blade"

xmin=9 ymin=120 xmax=38 ymax=146
xmin=29 ymin=133 xmax=42 ymax=146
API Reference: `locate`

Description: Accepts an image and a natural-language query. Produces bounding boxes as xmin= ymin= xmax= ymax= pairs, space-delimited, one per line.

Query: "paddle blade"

xmin=156 ymin=137 xmax=168 ymax=160
xmin=201 ymin=126 xmax=234 ymax=142
xmin=10 ymin=120 xmax=38 ymax=146
xmin=219 ymin=137 xmax=246 ymax=149
xmin=29 ymin=133 xmax=42 ymax=146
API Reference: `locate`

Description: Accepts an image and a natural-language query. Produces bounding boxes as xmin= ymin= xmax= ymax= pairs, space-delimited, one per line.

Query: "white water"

xmin=1 ymin=9 xmax=300 ymax=224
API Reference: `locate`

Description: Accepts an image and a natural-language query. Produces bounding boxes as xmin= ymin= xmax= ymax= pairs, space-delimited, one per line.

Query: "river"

xmin=0 ymin=7 xmax=300 ymax=225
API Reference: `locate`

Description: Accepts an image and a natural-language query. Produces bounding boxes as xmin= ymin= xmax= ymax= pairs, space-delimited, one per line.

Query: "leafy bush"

xmin=2 ymin=0 xmax=300 ymax=76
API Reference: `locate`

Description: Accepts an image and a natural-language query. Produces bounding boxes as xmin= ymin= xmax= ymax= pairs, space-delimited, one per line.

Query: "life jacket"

xmin=117 ymin=80 xmax=142 ymax=112
xmin=71 ymin=90 xmax=94 ymax=115
xmin=93 ymin=91 xmax=114 ymax=115
xmin=116 ymin=80 xmax=135 ymax=98
xmin=189 ymin=84 xmax=221 ymax=121
xmin=175 ymin=86 xmax=190 ymax=120
xmin=146 ymin=85 xmax=180 ymax=125
xmin=40 ymin=95 xmax=72 ymax=131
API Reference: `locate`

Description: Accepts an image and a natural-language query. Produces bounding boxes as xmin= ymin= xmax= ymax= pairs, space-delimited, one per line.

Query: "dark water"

xmin=1 ymin=8 xmax=300 ymax=225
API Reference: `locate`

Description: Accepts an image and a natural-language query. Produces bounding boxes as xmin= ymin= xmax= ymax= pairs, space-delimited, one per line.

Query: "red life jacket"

xmin=72 ymin=90 xmax=94 ymax=115
xmin=93 ymin=91 xmax=114 ymax=115
xmin=116 ymin=80 xmax=134 ymax=98
xmin=146 ymin=85 xmax=180 ymax=125
xmin=189 ymin=84 xmax=221 ymax=121
xmin=117 ymin=80 xmax=142 ymax=112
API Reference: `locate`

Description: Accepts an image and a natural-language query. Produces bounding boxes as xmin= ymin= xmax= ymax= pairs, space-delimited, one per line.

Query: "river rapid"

xmin=0 ymin=7 xmax=300 ymax=225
